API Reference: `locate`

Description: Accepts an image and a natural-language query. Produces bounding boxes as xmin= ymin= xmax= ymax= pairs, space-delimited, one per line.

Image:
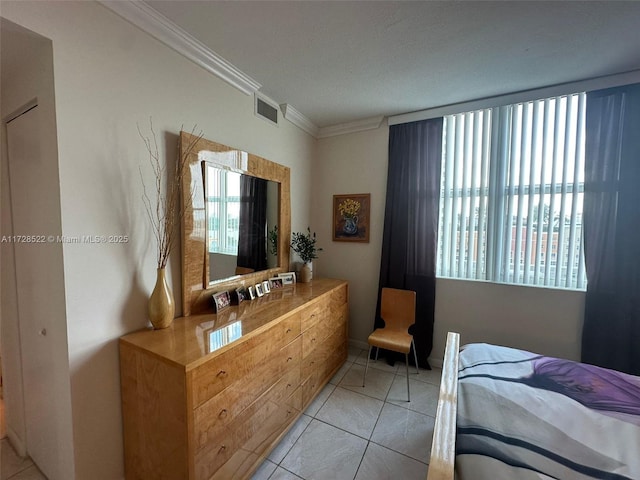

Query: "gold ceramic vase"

xmin=300 ymin=261 xmax=313 ymax=283
xmin=148 ymin=267 xmax=175 ymax=329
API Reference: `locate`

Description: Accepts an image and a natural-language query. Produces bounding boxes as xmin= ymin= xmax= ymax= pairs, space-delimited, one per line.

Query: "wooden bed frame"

xmin=427 ymin=331 xmax=640 ymax=480
xmin=427 ymin=331 xmax=460 ymax=480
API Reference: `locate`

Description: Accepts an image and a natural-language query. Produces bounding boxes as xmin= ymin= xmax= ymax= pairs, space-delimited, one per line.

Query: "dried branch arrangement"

xmin=139 ymin=120 xmax=203 ymax=269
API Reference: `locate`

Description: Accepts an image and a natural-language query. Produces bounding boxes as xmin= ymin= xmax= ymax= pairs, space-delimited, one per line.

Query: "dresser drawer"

xmin=194 ymin=425 xmax=238 ymax=480
xmin=236 ymin=399 xmax=299 ymax=459
xmin=302 ymin=345 xmax=322 ymax=380
xmin=303 ymin=316 xmax=336 ymax=356
xmin=191 ymin=324 xmax=285 ymax=408
xmin=280 ymin=334 xmax=302 ymax=370
xmin=281 ymin=314 xmax=301 ymax=345
xmin=285 ymin=383 xmax=304 ymax=411
xmin=193 ymin=366 xmax=274 ymax=450
xmin=195 ymin=398 xmax=287 ymax=479
xmin=272 ymin=365 xmax=302 ymax=406
xmin=194 ymin=336 xmax=302 ymax=450
xmin=330 ymin=284 xmax=348 ymax=312
xmin=299 ymin=300 xmax=325 ymax=332
xmin=301 ymin=372 xmax=321 ymax=406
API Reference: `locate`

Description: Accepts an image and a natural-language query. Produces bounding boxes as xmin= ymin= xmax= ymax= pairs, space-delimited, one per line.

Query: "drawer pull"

xmin=218 ymin=445 xmax=226 ymax=454
xmin=287 ymin=383 xmax=292 ymax=388
xmin=287 ymin=356 xmax=293 ymax=362
xmin=217 ymin=370 xmax=227 ymax=378
xmin=219 ymin=409 xmax=228 ymax=418
xmin=286 ymin=328 xmax=292 ymax=333
xmin=311 ymin=338 xmax=316 ymax=343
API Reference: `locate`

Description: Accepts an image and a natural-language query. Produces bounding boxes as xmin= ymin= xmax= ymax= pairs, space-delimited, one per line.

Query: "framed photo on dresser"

xmin=278 ymin=272 xmax=296 ymax=285
xmin=212 ymin=291 xmax=231 ymax=313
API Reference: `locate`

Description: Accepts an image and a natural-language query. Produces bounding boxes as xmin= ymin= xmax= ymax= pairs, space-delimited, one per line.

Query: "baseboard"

xmin=428 ymin=357 xmax=444 ymax=369
xmin=7 ymin=427 xmax=26 ymax=457
xmin=348 ymin=339 xmax=369 ymax=351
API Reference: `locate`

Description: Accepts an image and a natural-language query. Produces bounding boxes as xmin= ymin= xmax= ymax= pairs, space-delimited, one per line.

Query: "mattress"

xmin=456 ymin=343 xmax=640 ymax=480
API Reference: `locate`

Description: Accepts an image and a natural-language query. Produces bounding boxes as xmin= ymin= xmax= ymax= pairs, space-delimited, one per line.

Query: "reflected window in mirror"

xmin=204 ymin=163 xmax=279 ymax=283
xmin=205 ymin=168 xmax=241 ymax=256
xmin=180 ymin=131 xmax=291 ymax=315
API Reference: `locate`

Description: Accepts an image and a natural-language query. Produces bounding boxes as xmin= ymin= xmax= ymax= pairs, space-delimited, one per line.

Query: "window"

xmin=206 ymin=169 xmax=240 ymax=255
xmin=437 ymin=93 xmax=587 ymax=290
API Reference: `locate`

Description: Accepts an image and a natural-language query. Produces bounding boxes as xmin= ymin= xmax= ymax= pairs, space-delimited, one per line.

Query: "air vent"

xmin=255 ymin=94 xmax=279 ymax=126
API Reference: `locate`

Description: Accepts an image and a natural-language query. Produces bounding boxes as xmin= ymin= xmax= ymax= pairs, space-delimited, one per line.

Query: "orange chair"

xmin=362 ymin=287 xmax=419 ymax=401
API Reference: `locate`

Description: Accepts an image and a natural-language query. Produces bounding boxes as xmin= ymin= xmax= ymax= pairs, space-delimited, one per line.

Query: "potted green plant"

xmin=290 ymin=227 xmax=322 ymax=282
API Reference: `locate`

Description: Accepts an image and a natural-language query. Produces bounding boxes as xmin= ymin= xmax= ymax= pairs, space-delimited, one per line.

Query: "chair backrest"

xmin=380 ymin=287 xmax=416 ymax=332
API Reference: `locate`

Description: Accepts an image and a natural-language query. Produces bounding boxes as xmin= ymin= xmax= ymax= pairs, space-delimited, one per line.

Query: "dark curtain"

xmin=582 ymin=83 xmax=640 ymax=375
xmin=237 ymin=175 xmax=268 ymax=271
xmin=374 ymin=118 xmax=444 ymax=369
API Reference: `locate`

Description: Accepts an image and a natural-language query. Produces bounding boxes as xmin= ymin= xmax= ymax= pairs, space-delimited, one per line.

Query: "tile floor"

xmin=1 ymin=439 xmax=46 ymax=480
xmin=0 ymin=346 xmax=441 ymax=480
xmin=251 ymin=345 xmax=441 ymax=480
xmin=2 ymin=375 xmax=47 ymax=480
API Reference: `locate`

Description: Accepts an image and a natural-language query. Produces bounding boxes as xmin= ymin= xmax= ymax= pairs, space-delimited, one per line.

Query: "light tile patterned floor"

xmin=1 ymin=439 xmax=47 ymax=480
xmin=1 ymin=388 xmax=47 ymax=480
xmin=0 ymin=347 xmax=440 ymax=480
xmin=251 ymin=346 xmax=441 ymax=480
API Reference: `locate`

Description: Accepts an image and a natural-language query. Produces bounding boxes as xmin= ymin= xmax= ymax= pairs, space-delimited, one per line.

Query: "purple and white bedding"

xmin=456 ymin=343 xmax=640 ymax=480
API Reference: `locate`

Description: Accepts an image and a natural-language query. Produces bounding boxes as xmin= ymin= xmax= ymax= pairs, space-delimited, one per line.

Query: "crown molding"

xmin=280 ymin=104 xmax=319 ymax=137
xmin=317 ymin=115 xmax=385 ymax=138
xmin=98 ymin=0 xmax=261 ymax=95
xmin=388 ymin=69 xmax=640 ymax=125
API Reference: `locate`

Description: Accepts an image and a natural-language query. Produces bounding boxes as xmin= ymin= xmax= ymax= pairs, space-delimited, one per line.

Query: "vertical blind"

xmin=437 ymin=93 xmax=587 ymax=290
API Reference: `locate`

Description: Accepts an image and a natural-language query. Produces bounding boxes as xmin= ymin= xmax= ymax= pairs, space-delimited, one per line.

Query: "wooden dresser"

xmin=119 ymin=278 xmax=348 ymax=480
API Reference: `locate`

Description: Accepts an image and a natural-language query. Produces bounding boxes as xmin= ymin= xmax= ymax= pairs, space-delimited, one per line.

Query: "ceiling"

xmin=143 ymin=0 xmax=640 ymax=130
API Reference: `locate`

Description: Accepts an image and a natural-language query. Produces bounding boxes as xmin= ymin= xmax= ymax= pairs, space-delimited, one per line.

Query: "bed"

xmin=427 ymin=332 xmax=640 ymax=480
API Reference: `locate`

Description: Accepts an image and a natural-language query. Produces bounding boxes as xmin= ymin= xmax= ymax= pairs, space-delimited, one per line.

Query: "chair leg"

xmin=374 ymin=346 xmax=379 ymax=362
xmin=363 ymin=345 xmax=372 ymax=387
xmin=412 ymin=338 xmax=419 ymax=375
xmin=405 ymin=353 xmax=410 ymax=402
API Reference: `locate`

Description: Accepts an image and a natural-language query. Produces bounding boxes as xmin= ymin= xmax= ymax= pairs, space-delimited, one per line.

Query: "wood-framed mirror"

xmin=180 ymin=132 xmax=291 ymax=315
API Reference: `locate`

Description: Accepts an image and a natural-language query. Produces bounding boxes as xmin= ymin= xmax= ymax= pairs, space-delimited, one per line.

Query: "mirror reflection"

xmin=204 ymin=164 xmax=279 ymax=283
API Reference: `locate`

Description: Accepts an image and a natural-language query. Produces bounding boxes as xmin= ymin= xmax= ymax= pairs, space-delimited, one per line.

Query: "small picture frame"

xmin=262 ymin=280 xmax=271 ymax=294
xmin=269 ymin=278 xmax=284 ymax=289
xmin=278 ymin=272 xmax=296 ymax=285
xmin=212 ymin=290 xmax=231 ymax=313
xmin=231 ymin=287 xmax=247 ymax=305
xmin=247 ymin=286 xmax=256 ymax=300
xmin=255 ymin=283 xmax=264 ymax=297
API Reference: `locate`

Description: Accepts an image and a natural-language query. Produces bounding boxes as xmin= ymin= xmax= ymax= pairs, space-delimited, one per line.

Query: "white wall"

xmin=315 ymin=125 xmax=586 ymax=364
xmin=1 ymin=1 xmax=315 ymax=478
xmin=313 ymin=123 xmax=389 ymax=345
xmin=434 ymin=278 xmax=585 ymax=363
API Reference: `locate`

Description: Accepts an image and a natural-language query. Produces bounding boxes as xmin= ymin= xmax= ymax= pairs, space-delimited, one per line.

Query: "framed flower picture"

xmin=333 ymin=193 xmax=370 ymax=242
